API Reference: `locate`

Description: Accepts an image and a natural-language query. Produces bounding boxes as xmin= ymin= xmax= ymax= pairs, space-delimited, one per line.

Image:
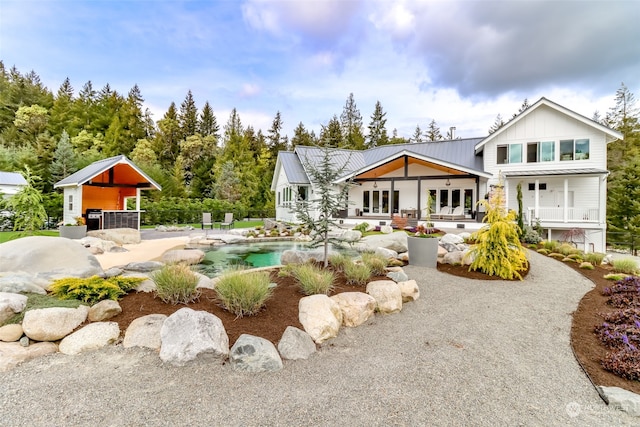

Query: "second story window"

xmin=497 ymin=143 xmax=523 ymax=164
xmin=527 ymin=141 xmax=555 ymax=163
xmin=560 ymin=139 xmax=589 ymax=161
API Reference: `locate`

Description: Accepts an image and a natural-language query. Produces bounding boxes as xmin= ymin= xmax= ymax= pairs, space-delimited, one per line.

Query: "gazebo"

xmin=54 ymin=155 xmax=161 ymax=230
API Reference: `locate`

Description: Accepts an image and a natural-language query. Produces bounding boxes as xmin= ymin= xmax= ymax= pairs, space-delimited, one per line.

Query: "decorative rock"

xmin=22 ymin=305 xmax=89 ymax=341
xmin=437 ymin=245 xmax=448 ymax=257
xmin=161 ymin=249 xmax=205 ymax=265
xmin=123 ymin=261 xmax=164 ymax=272
xmin=375 ymin=247 xmax=398 ymax=259
xmin=88 ymin=300 xmax=122 ymax=322
xmin=339 ymin=230 xmax=362 ymax=243
xmin=103 ymin=267 xmax=124 ymax=278
xmin=160 ymin=308 xmax=229 ymax=366
xmin=0 ymin=292 xmax=28 ymax=324
xmin=298 ymin=294 xmax=343 ymax=343
xmin=281 ymin=249 xmax=337 ymax=265
xmin=277 ymin=326 xmax=316 ymax=360
xmin=461 ymin=249 xmax=474 ymax=265
xmin=380 ymin=225 xmax=393 ymax=234
xmin=366 ymin=280 xmax=402 ymax=314
xmin=398 ymin=252 xmax=409 ymax=262
xmin=441 ymin=242 xmax=459 ymax=253
xmin=397 ymin=280 xmax=420 ymax=302
xmin=386 ymin=270 xmax=409 ymax=283
xmin=598 ymin=386 xmax=640 ymax=416
xmin=195 ymin=272 xmax=215 ymax=290
xmin=108 ymin=246 xmax=129 ymax=253
xmin=458 ymin=231 xmax=472 ymax=241
xmin=0 ymin=236 xmax=103 ymax=279
xmin=441 ymin=233 xmax=465 ymax=245
xmin=58 ymin=322 xmax=120 ymax=355
xmin=80 ymin=236 xmax=117 ymax=253
xmin=330 ymin=292 xmax=376 ymax=327
xmin=0 ymin=342 xmax=58 ymax=372
xmin=87 ymin=246 xmax=104 ymax=255
xmin=359 ymin=232 xmax=408 ymax=253
xmin=19 ymin=336 xmax=29 ymax=347
xmin=0 ymin=272 xmax=49 ymax=294
xmin=230 ymin=334 xmax=283 ymax=372
xmin=123 ymin=314 xmax=167 ymax=350
xmin=0 ymin=323 xmax=24 ymax=342
xmin=443 ymin=250 xmax=465 ymax=265
xmin=87 ymin=227 xmax=141 ymax=244
xmin=218 ymin=234 xmax=246 ymax=244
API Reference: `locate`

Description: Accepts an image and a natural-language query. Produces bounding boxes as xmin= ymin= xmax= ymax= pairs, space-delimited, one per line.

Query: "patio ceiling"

xmin=355 ymin=156 xmax=469 ymax=179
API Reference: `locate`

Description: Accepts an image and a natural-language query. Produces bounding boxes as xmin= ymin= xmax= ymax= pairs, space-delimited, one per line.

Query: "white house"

xmin=271 ymin=98 xmax=622 ymax=253
xmin=0 ymin=171 xmax=27 ymax=199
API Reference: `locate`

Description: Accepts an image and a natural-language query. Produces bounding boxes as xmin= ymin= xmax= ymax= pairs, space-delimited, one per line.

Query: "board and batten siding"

xmin=483 ymin=104 xmax=608 ymax=178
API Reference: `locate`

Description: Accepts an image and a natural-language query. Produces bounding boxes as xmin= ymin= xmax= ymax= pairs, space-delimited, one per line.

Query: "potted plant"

xmin=407 ymin=194 xmax=439 ymax=268
xmin=59 ymin=216 xmax=87 ymax=239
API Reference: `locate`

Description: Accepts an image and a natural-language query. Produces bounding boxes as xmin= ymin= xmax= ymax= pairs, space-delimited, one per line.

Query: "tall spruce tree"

xmin=179 ymin=90 xmax=198 ymax=139
xmin=412 ymin=125 xmax=423 ymax=143
xmin=425 ymin=119 xmax=443 ymax=141
xmin=50 ymin=130 xmax=77 ymax=184
xmin=488 ymin=114 xmax=505 ymax=134
xmin=367 ymin=100 xmax=388 ymax=148
xmin=291 ymin=122 xmax=315 ymax=149
xmin=320 ymin=115 xmax=343 ymax=147
xmin=340 ymin=93 xmax=365 ymax=149
xmin=198 ymin=101 xmax=219 ymax=139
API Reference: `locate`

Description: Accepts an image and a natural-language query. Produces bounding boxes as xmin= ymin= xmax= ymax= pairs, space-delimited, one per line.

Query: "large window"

xmin=497 ymin=144 xmax=523 ymax=164
xmin=527 ymin=141 xmax=555 ymax=163
xmin=560 ymin=139 xmax=589 ymax=161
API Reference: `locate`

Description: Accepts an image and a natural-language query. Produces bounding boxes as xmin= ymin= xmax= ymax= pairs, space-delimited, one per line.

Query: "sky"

xmin=1 ymin=0 xmax=639 ymax=140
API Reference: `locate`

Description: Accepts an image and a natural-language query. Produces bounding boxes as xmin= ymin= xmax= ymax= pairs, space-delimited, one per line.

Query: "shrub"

xmin=557 ymin=243 xmax=579 ymax=256
xmin=215 ymin=270 xmax=273 ymax=317
xmin=521 ymin=225 xmax=542 ymax=244
xmin=566 ymin=253 xmax=583 ymax=262
xmin=270 ymin=229 xmax=279 ymax=237
xmin=343 ymin=262 xmax=371 ymax=286
xmin=286 ymin=263 xmax=335 ymax=295
xmin=536 ymin=248 xmax=550 ymax=255
xmin=604 ymin=273 xmax=629 ymax=281
xmin=612 ymin=258 xmax=640 ymax=275
xmin=602 ymin=349 xmax=640 ymax=381
xmin=542 ymin=240 xmax=559 ymax=252
xmin=329 ymin=253 xmax=352 ymax=273
xmin=579 ymin=262 xmax=595 ymax=270
xmin=151 ymin=264 xmax=200 ymax=304
xmin=468 ymin=179 xmax=528 ymax=280
xmin=49 ymin=276 xmax=144 ymax=305
xmin=548 ymin=252 xmax=566 ymax=260
xmin=361 ymin=252 xmax=388 ymax=276
xmin=584 ymin=252 xmax=606 ymax=266
xmin=353 ymin=222 xmax=369 ymax=233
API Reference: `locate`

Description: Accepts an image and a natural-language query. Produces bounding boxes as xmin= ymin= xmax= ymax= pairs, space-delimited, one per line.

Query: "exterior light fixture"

xmin=373 ymin=181 xmax=378 ymax=188
xmin=446 ymin=178 xmax=451 ymax=186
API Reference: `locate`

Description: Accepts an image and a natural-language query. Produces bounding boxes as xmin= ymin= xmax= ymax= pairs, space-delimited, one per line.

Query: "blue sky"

xmin=1 ymin=0 xmax=639 ymax=139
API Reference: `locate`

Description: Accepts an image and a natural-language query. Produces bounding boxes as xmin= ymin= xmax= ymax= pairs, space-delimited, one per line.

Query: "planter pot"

xmin=407 ymin=235 xmax=439 ymax=268
xmin=59 ymin=225 xmax=87 ymax=239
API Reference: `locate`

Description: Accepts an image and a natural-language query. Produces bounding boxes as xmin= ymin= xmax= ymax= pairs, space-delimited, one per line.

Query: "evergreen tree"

xmin=320 ymin=115 xmax=343 ymax=147
xmin=367 ymin=100 xmax=388 ymax=148
xmin=607 ymin=83 xmax=640 ymax=168
xmin=7 ymin=166 xmax=47 ymax=235
xmin=488 ymin=114 xmax=505 ymax=134
xmin=608 ymin=157 xmax=640 ymax=236
xmin=267 ymin=111 xmax=288 ymax=155
xmin=213 ymin=160 xmax=242 ymax=202
xmin=198 ymin=101 xmax=219 ymax=139
xmin=389 ymin=128 xmax=407 ymax=144
xmin=425 ymin=119 xmax=442 ymax=141
xmin=50 ymin=130 xmax=77 ymax=184
xmin=154 ymin=102 xmax=181 ymax=165
xmin=512 ymin=98 xmax=530 ymax=119
xmin=291 ymin=122 xmax=315 ymax=149
xmin=340 ymin=93 xmax=365 ymax=149
xmin=412 ymin=125 xmax=423 ymax=143
xmin=179 ymin=90 xmax=198 ymax=139
xmin=49 ymin=78 xmax=75 ymax=136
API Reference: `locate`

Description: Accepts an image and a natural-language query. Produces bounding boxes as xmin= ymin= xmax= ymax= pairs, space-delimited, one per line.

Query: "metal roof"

xmin=54 ymin=155 xmax=162 ymax=190
xmin=0 ymin=171 xmax=27 ymax=186
xmin=279 ymin=151 xmax=310 ymax=184
xmin=501 ymin=168 xmax=609 ymax=177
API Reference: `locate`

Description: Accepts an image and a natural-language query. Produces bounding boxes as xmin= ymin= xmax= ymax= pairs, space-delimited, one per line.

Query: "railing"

xmin=607 ymin=231 xmax=639 ymax=256
xmin=527 ymin=207 xmax=600 ymax=224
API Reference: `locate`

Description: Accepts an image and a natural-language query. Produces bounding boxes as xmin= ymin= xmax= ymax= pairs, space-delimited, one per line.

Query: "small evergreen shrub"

xmin=151 ymin=264 xmax=200 ymax=304
xmin=286 ymin=263 xmax=335 ymax=295
xmin=329 ymin=253 xmax=352 ymax=273
xmin=343 ymin=262 xmax=371 ymax=286
xmin=49 ymin=275 xmax=144 ymax=305
xmin=215 ymin=270 xmax=273 ymax=317
xmin=584 ymin=252 xmax=606 ymax=266
xmin=579 ymin=262 xmax=595 ymax=270
xmin=521 ymin=225 xmax=542 ymax=244
xmin=353 ymin=222 xmax=369 ymax=233
xmin=612 ymin=259 xmax=639 ymax=275
xmin=361 ymin=253 xmax=388 ymax=276
xmin=270 ymin=229 xmax=279 ymax=237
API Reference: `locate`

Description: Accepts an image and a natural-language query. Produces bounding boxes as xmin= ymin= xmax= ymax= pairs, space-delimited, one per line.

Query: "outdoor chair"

xmin=220 ymin=212 xmax=235 ymax=230
xmin=201 ymin=212 xmax=213 ymax=229
xmin=432 ymin=206 xmax=451 ymax=220
xmin=441 ymin=205 xmax=465 ymax=220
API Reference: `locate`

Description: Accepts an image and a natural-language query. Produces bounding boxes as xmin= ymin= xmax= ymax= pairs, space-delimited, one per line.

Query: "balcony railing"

xmin=527 ymin=207 xmax=600 ymax=224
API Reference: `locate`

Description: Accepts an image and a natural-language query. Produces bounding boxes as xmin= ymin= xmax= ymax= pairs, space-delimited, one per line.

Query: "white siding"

xmin=62 ymin=187 xmax=83 ymax=225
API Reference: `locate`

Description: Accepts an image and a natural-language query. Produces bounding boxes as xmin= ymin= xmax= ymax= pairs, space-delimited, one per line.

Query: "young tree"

xmin=412 ymin=125 xmax=423 ymax=143
xmin=293 ymin=144 xmax=352 ymax=267
xmin=213 ymin=160 xmax=242 ymax=203
xmin=50 ymin=130 xmax=77 ymax=184
xmin=340 ymin=93 xmax=365 ymax=150
xmin=366 ymin=100 xmax=389 ymax=148
xmin=488 ymin=114 xmax=505 ymax=134
xmin=7 ymin=166 xmax=48 ymax=235
xmin=425 ymin=119 xmax=442 ymax=141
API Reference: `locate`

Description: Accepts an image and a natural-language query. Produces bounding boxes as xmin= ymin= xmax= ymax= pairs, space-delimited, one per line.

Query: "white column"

xmin=563 ymin=178 xmax=568 ymax=223
xmin=136 ymin=188 xmax=141 ymax=230
xmin=534 ymin=179 xmax=540 ymax=220
xmin=504 ymin=180 xmax=509 ymax=211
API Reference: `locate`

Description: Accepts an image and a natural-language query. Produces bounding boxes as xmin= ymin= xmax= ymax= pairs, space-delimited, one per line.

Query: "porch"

xmin=526 ymin=207 xmax=601 ymax=225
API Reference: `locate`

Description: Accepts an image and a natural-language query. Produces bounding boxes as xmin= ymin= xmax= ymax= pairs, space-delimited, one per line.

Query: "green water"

xmin=196 ymin=241 xmax=357 ymax=277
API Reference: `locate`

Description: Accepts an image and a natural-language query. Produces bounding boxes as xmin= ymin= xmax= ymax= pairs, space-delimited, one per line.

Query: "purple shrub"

xmin=602 ymin=348 xmax=640 ymax=381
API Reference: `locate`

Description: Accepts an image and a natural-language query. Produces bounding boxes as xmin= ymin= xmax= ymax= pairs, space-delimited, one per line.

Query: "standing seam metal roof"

xmin=0 ymin=171 xmax=27 ymax=186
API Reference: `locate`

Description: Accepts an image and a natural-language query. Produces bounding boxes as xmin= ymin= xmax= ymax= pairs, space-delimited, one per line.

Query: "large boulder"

xmin=0 ymin=292 xmax=28 ymax=324
xmin=58 ymin=322 xmax=120 ymax=355
xmin=298 ymin=294 xmax=342 ymax=343
xmin=79 ymin=236 xmax=117 ymax=253
xmin=598 ymin=386 xmax=640 ymax=417
xmin=87 ymin=228 xmax=141 ymax=244
xmin=22 ymin=305 xmax=89 ymax=341
xmin=0 ymin=342 xmax=58 ymax=372
xmin=339 ymin=230 xmax=362 ymax=244
xmin=366 ymin=280 xmax=403 ymax=314
xmin=358 ymin=232 xmax=408 ymax=253
xmin=0 ymin=236 xmax=103 ymax=279
xmin=229 ymin=334 xmax=283 ymax=372
xmin=161 ymin=249 xmax=205 ymax=265
xmin=277 ymin=326 xmax=316 ymax=360
xmin=330 ymin=292 xmax=376 ymax=327
xmin=123 ymin=314 xmax=167 ymax=350
xmin=122 ymin=261 xmax=164 ymax=272
xmin=0 ymin=272 xmax=49 ymax=294
xmin=160 ymin=308 xmax=229 ymax=366
xmin=441 ymin=233 xmax=465 ymax=245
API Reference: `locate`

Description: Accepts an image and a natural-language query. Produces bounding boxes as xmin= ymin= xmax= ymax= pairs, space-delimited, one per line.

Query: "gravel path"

xmin=0 ymin=251 xmax=637 ymax=426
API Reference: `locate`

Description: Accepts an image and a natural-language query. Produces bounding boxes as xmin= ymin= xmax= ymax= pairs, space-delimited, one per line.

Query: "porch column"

xmin=390 ymin=179 xmax=395 ymax=219
xmin=504 ymin=180 xmax=509 ymax=210
xmin=136 ymin=188 xmax=142 ymax=230
xmin=534 ymin=179 xmax=540 ymax=220
xmin=563 ymin=178 xmax=568 ymax=223
xmin=417 ymin=178 xmax=422 ymax=220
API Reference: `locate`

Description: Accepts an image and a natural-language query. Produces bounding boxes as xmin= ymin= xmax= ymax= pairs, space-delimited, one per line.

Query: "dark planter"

xmin=407 ymin=235 xmax=439 ymax=268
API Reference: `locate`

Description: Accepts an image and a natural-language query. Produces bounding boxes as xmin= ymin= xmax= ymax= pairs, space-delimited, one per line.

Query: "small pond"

xmin=195 ymin=240 xmax=359 ymax=277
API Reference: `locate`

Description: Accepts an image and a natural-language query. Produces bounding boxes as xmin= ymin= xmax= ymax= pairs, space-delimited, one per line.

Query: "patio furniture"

xmin=201 ymin=212 xmax=213 ymax=230
xmin=432 ymin=206 xmax=451 ymax=220
xmin=220 ymin=212 xmax=235 ymax=230
xmin=441 ymin=205 xmax=465 ymax=220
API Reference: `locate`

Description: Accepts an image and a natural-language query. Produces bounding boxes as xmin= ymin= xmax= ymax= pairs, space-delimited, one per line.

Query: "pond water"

xmin=195 ymin=240 xmax=359 ymax=277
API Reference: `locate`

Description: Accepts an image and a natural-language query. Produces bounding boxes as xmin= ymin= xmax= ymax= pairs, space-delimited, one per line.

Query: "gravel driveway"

xmin=0 ymin=251 xmax=636 ymax=426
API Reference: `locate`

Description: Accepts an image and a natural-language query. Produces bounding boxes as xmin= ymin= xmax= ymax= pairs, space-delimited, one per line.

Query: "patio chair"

xmin=432 ymin=206 xmax=451 ymax=220
xmin=441 ymin=205 xmax=465 ymax=220
xmin=201 ymin=212 xmax=213 ymax=229
xmin=220 ymin=212 xmax=235 ymax=230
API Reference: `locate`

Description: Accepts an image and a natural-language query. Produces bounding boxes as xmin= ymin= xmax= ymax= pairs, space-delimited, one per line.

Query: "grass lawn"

xmin=0 ymin=230 xmax=59 ymax=244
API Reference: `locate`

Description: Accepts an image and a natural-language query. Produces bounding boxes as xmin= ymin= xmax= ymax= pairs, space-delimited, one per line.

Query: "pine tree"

xmin=412 ymin=125 xmax=423 ymax=143
xmin=320 ymin=115 xmax=343 ymax=147
xmin=50 ymin=130 xmax=77 ymax=184
xmin=198 ymin=101 xmax=219 ymax=139
xmin=367 ymin=100 xmax=388 ymax=148
xmin=340 ymin=93 xmax=365 ymax=149
xmin=512 ymin=98 xmax=530 ymax=119
xmin=154 ymin=102 xmax=181 ymax=165
xmin=179 ymin=90 xmax=198 ymax=139
xmin=7 ymin=166 xmax=47 ymax=235
xmin=607 ymin=83 xmax=640 ymax=168
xmin=291 ymin=122 xmax=315 ymax=149
xmin=267 ymin=111 xmax=287 ymax=155
xmin=488 ymin=114 xmax=505 ymax=134
xmin=425 ymin=119 xmax=442 ymax=141
xmin=608 ymin=157 xmax=640 ymax=236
